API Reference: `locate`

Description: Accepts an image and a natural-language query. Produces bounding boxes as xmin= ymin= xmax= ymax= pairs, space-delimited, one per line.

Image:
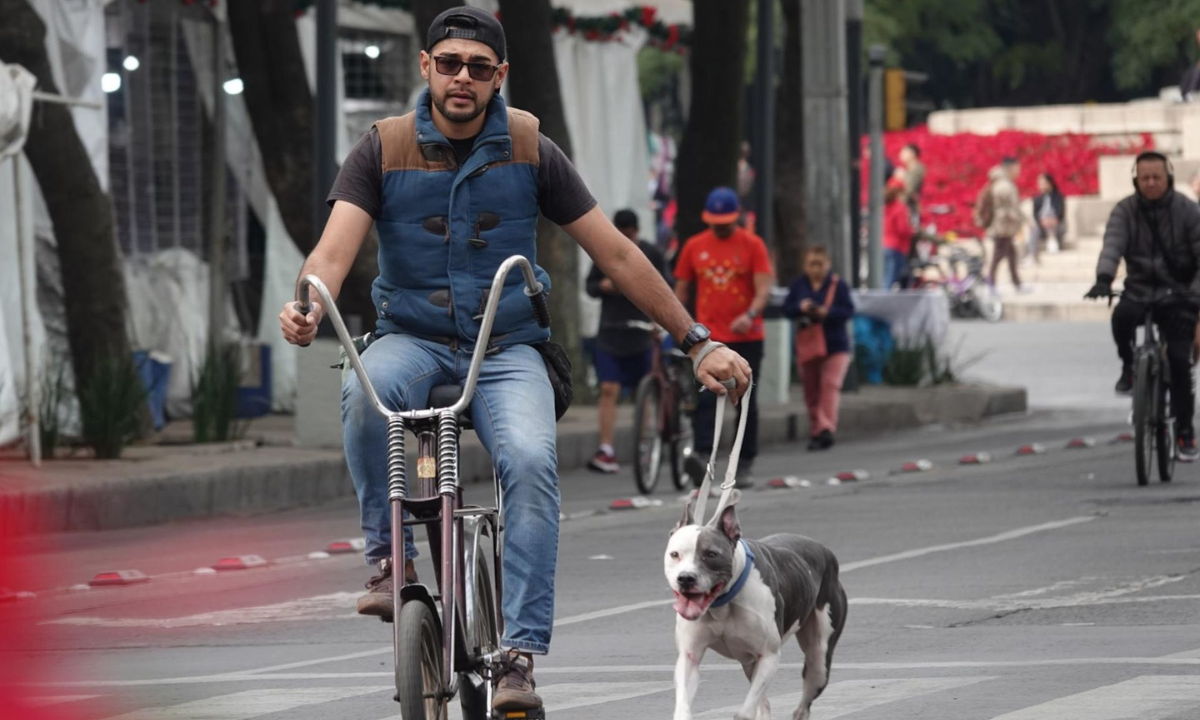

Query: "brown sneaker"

xmin=492 ymin=651 xmax=542 ymax=712
xmin=355 ymin=557 xmax=418 ymax=619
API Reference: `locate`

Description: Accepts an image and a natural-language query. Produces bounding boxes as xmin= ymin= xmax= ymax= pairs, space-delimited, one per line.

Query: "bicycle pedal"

xmin=493 ymin=711 xmax=545 ymax=720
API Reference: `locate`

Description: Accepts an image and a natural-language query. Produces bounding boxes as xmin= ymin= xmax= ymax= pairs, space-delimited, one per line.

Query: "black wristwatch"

xmin=679 ymin=323 xmax=712 ymax=355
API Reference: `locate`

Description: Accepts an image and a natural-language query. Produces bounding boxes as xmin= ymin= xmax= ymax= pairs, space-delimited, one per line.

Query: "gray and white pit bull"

xmin=664 ymin=491 xmax=847 ymax=720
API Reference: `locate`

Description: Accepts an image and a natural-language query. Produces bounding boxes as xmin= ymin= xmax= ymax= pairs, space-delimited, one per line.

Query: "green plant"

xmin=927 ymin=336 xmax=987 ymax=386
xmin=79 ymin=355 xmax=146 ymax=459
xmin=191 ymin=343 xmax=246 ymax=443
xmin=883 ymin=336 xmax=928 ymax=386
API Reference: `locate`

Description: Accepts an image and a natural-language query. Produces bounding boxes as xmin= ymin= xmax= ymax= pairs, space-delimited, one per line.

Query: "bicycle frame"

xmin=297 ymin=255 xmax=546 ymax=700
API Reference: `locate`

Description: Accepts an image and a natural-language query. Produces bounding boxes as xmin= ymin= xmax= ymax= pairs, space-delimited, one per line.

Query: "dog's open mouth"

xmin=673 ymin=582 xmax=725 ymax=620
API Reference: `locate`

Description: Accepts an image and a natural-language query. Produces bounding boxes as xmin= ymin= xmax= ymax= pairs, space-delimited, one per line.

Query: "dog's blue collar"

xmin=709 ymin=540 xmax=755 ymax=609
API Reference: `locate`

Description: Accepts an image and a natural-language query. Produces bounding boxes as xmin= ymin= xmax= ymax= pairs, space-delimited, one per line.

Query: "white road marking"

xmin=22 ymin=695 xmax=99 ymax=708
xmin=35 ymin=658 xmax=1200 ymax=688
xmin=988 ymin=675 xmax=1200 ymax=720
xmin=851 ymin=574 xmax=1192 ymax=612
xmin=1163 ymin=646 xmax=1200 ymax=659
xmin=44 ymin=593 xmax=361 ymax=629
xmin=97 ymin=686 xmax=387 ymax=719
xmin=840 ymin=515 xmax=1096 ymax=572
xmin=693 ymin=676 xmax=990 ymax=719
xmin=236 ymin=646 xmax=393 ymax=675
xmin=554 ymin=599 xmax=673 ymax=626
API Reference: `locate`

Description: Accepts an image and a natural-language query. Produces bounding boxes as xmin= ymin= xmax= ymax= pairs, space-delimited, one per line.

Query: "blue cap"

xmin=702 ymin=186 xmax=741 ymax=225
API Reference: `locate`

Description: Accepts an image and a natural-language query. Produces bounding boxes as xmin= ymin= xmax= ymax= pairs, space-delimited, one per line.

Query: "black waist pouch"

xmin=532 ymin=341 xmax=573 ymax=421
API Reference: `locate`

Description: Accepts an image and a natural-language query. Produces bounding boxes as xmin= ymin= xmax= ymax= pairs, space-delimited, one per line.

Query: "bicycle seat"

xmin=427 ymin=384 xmax=473 ymax=429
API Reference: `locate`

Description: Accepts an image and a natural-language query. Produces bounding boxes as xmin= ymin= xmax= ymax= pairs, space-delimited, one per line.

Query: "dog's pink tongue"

xmin=673 ymin=592 xmax=706 ymax=621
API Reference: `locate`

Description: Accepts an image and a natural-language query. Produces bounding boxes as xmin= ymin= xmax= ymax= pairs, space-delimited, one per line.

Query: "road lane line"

xmin=236 ymin=647 xmax=393 ymax=675
xmin=1162 ymin=647 xmax=1200 ymax=659
xmin=987 ymin=675 xmax=1200 ymax=720
xmin=34 ymin=657 xmax=1200 ymax=688
xmin=694 ymin=677 xmax=991 ymax=719
xmin=850 ymin=574 xmax=1192 ymax=611
xmin=22 ymin=695 xmax=100 ymax=708
xmin=96 ymin=686 xmax=388 ymax=719
xmin=840 ymin=515 xmax=1097 ymax=572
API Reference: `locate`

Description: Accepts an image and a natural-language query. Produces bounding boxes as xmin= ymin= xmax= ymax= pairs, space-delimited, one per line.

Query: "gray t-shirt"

xmin=328 ymin=126 xmax=597 ymax=226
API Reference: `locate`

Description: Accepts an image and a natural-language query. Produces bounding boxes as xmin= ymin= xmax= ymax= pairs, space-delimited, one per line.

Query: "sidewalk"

xmin=0 ymin=384 xmax=1025 ymax=537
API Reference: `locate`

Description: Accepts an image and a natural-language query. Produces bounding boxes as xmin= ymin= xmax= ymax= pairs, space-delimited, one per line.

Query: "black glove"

xmin=1084 ymin=275 xmax=1114 ymax=300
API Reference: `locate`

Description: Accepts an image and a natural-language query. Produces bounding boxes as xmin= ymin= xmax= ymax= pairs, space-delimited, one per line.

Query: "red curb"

xmin=212 ymin=555 xmax=269 ymax=571
xmin=1113 ymin=432 xmax=1134 ymax=444
xmin=898 ymin=460 xmax=933 ymax=473
xmin=609 ymin=497 xmax=664 ymax=510
xmin=1066 ymin=437 xmax=1096 ymax=449
xmin=768 ymin=476 xmax=811 ymax=489
xmin=1016 ymin=444 xmax=1046 ymax=456
xmin=88 ymin=570 xmax=150 ymax=587
xmin=835 ymin=470 xmax=869 ymax=482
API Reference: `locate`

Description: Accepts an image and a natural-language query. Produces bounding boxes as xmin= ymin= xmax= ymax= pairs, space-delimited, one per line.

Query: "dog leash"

xmin=693 ymin=379 xmax=753 ymax=525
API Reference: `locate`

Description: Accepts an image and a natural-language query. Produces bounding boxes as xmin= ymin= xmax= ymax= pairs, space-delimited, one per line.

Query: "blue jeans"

xmin=884 ymin=249 xmax=907 ymax=289
xmin=341 ymin=334 xmax=560 ymax=654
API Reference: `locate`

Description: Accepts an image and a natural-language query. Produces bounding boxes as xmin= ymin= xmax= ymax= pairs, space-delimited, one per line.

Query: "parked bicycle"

xmin=912 ymin=236 xmax=1003 ymax=323
xmin=298 ymin=255 xmax=550 ymax=720
xmin=626 ymin=320 xmax=697 ymax=495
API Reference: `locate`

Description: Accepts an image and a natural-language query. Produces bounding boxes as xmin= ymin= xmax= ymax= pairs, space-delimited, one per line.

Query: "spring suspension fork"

xmin=437 ymin=411 xmax=460 ymax=495
xmin=387 ymin=414 xmax=407 ymax=501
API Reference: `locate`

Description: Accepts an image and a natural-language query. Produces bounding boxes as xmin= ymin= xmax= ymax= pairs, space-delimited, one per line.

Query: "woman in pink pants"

xmin=782 ymin=246 xmax=856 ymax=451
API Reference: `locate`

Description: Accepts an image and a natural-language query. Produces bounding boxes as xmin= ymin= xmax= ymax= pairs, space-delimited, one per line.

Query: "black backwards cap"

xmin=427 ymin=6 xmax=507 ymax=62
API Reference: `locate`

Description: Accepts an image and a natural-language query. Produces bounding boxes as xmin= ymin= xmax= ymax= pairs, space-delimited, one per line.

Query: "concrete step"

xmin=990 ymin=281 xmax=1120 ymax=323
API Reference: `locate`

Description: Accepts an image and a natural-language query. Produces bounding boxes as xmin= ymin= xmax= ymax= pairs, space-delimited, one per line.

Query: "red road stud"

xmin=326 ymin=538 xmax=367 ymax=554
xmin=899 ymin=460 xmax=933 ymax=473
xmin=609 ymin=497 xmax=663 ymax=511
xmin=835 ymin=470 xmax=869 ymax=482
xmin=1113 ymin=432 xmax=1135 ymax=444
xmin=768 ymin=476 xmax=812 ymax=489
xmin=1066 ymin=437 xmax=1096 ymax=449
xmin=1016 ymin=443 xmax=1046 ymax=456
xmin=959 ymin=452 xmax=992 ymax=465
xmin=88 ymin=570 xmax=150 ymax=587
xmin=212 ymin=555 xmax=269 ymax=571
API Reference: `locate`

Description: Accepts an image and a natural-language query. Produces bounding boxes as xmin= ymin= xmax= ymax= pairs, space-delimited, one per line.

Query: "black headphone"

xmin=1132 ymin=150 xmax=1175 ymax=191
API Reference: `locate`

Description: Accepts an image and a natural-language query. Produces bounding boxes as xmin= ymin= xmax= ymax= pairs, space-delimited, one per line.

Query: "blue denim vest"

xmin=371 ymin=90 xmax=551 ymax=348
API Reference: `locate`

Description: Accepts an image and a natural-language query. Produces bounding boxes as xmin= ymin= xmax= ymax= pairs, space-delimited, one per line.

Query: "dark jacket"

xmin=586 ymin=240 xmax=670 ymax=356
xmin=1033 ymin=191 xmax=1065 ymax=222
xmin=782 ymin=274 xmax=855 ymax=356
xmin=1097 ymin=190 xmax=1200 ymax=304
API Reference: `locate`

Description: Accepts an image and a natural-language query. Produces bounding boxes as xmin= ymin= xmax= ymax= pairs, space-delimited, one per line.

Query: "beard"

xmin=431 ymin=84 xmax=492 ymax=124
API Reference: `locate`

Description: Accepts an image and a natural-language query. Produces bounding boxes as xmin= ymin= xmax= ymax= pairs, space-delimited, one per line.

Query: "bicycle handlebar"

xmin=296 ymin=255 xmax=546 ymax=421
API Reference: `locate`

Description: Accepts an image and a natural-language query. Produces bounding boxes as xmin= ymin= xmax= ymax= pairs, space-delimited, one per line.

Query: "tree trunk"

xmin=0 ymin=0 xmax=133 ymax=396
xmin=496 ymin=0 xmax=588 ymax=398
xmin=772 ymin=0 xmax=805 ymax=283
xmin=412 ymin=0 xmax=460 ymax=48
xmin=673 ymin=0 xmax=751 ymax=246
xmin=226 ymin=1 xmax=377 ymax=321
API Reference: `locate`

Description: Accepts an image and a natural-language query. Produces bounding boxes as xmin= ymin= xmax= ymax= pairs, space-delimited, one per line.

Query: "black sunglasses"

xmin=433 ymin=55 xmax=500 ymax=82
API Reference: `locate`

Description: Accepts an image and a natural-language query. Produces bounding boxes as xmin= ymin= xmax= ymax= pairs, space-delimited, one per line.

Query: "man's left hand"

xmin=729 ymin=313 xmax=754 ymax=335
xmin=693 ymin=344 xmax=752 ymax=403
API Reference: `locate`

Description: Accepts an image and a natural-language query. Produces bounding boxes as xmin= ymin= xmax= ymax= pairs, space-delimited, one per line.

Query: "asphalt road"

xmin=4 ymin=401 xmax=1200 ymax=720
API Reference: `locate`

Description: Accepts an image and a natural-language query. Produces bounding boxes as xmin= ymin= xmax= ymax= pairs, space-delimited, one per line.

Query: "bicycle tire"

xmin=669 ymin=409 xmax=694 ymax=491
xmin=633 ymin=375 xmax=663 ymax=495
xmin=1157 ymin=374 xmax=1175 ymax=483
xmin=459 ymin=551 xmax=498 ymax=719
xmin=396 ymin=600 xmax=448 ymax=720
xmin=1133 ymin=353 xmax=1153 ymax=487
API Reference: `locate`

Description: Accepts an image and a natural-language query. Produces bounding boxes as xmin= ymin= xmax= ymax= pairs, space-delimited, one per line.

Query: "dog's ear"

xmin=671 ymin=499 xmax=695 ymax=535
xmin=719 ymin=502 xmax=741 ymax=543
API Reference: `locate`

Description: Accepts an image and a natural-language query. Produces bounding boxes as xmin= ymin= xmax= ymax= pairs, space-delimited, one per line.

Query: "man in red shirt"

xmin=675 ymin=187 xmax=774 ymax=488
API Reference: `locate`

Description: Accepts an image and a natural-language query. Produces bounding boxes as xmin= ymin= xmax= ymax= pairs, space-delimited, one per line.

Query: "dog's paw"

xmin=791 ymin=708 xmax=810 ymax=720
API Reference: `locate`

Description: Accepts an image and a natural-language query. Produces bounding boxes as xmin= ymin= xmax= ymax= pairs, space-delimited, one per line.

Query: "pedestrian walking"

xmin=783 ymin=245 xmax=856 ymax=451
xmin=1180 ymin=28 xmax=1200 ymax=101
xmin=899 ymin=143 xmax=925 ymax=221
xmin=981 ymin=160 xmax=1026 ymax=293
xmin=883 ymin=177 xmax=915 ymax=289
xmin=1028 ymin=172 xmax=1066 ymax=262
xmin=584 ymin=209 xmax=670 ymax=474
xmin=674 ymin=187 xmax=774 ymax=488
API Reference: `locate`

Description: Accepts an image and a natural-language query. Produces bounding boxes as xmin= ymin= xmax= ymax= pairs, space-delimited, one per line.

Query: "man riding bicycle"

xmin=1087 ymin=150 xmax=1200 ymax=462
xmin=277 ymin=7 xmax=751 ymax=714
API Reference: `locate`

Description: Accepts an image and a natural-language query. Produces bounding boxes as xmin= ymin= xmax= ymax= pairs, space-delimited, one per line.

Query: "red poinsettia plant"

xmin=862 ymin=126 xmax=1154 ymax=237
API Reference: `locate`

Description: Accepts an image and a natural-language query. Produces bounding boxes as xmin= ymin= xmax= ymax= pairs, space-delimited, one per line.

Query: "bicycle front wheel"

xmin=670 ymin=408 xmax=694 ymax=491
xmin=1132 ymin=353 xmax=1153 ymax=487
xmin=459 ymin=549 xmax=498 ymax=719
xmin=633 ymin=375 xmax=664 ymax=495
xmin=396 ymin=600 xmax=448 ymax=720
xmin=1157 ymin=376 xmax=1175 ymax=483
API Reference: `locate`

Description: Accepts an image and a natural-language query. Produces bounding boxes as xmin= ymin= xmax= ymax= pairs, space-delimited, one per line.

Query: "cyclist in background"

xmin=585 ymin=209 xmax=671 ymax=474
xmin=1087 ymin=151 xmax=1200 ymax=461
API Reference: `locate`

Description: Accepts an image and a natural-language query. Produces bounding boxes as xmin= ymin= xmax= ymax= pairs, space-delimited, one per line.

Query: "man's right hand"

xmin=1084 ymin=280 xmax=1112 ymax=301
xmin=279 ymin=300 xmax=324 ymax=346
